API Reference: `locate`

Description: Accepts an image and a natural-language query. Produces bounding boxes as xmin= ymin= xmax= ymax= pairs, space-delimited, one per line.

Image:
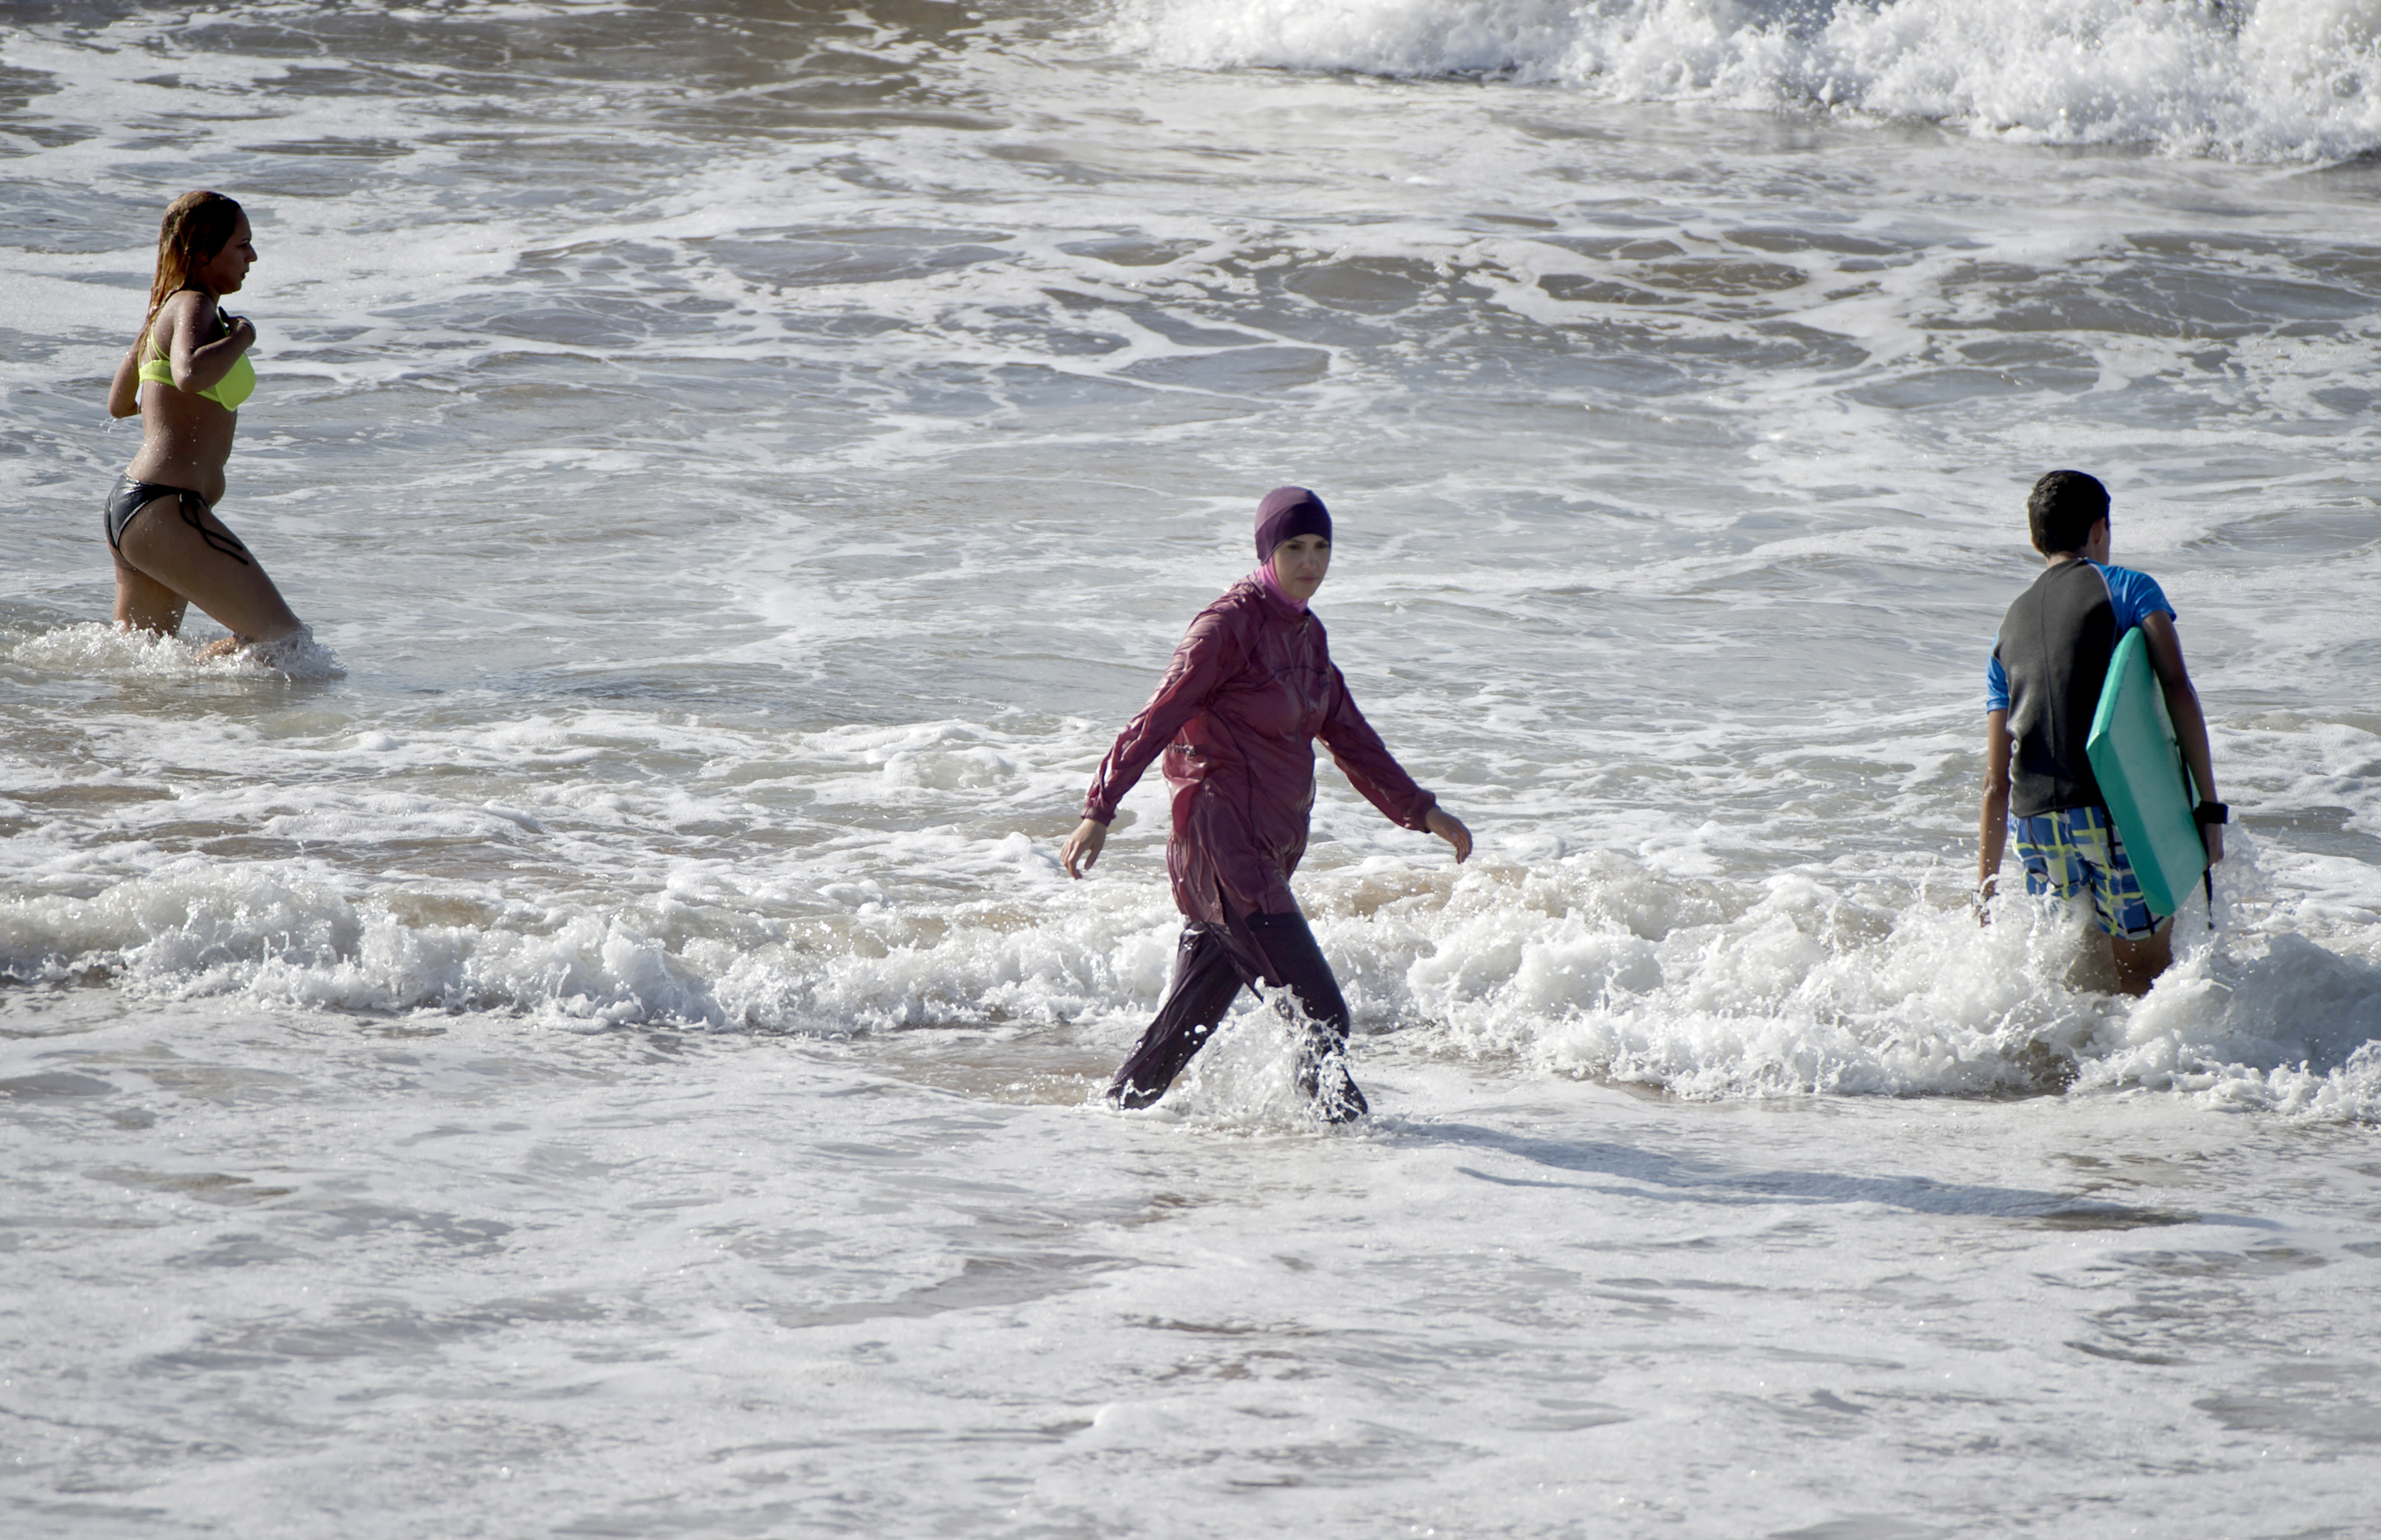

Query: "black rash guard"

xmin=1993 ymin=560 xmax=2120 ymax=819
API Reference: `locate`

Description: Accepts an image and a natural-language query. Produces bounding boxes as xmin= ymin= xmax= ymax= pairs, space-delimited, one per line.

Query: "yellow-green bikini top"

xmin=139 ymin=299 xmax=255 ymax=412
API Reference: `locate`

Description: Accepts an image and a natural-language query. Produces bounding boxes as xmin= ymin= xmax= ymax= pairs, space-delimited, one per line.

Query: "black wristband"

xmin=2193 ymin=801 xmax=2228 ymax=826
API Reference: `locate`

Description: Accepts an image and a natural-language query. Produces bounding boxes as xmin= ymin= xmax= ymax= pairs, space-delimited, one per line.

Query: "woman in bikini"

xmin=103 ymin=190 xmax=304 ymax=656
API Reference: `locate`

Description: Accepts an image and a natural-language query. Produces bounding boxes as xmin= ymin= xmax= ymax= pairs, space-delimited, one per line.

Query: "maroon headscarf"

xmin=1254 ymin=485 xmax=1331 ymax=561
xmin=1250 ymin=487 xmax=1331 ymax=612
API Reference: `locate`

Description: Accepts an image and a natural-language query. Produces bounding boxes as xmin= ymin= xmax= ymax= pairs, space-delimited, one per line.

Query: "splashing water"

xmin=1116 ymin=0 xmax=2381 ymax=161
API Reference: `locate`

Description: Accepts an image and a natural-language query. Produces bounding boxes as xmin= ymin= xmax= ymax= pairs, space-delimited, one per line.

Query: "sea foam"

xmin=6 ymin=838 xmax=2376 ymax=1121
xmin=1113 ymin=0 xmax=2381 ymax=162
xmin=10 ymin=622 xmax=344 ymax=681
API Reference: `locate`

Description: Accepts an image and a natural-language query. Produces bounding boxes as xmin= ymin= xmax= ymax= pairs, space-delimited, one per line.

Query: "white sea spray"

xmin=1114 ymin=0 xmax=2381 ymax=161
xmin=6 ymin=835 xmax=2373 ymax=1118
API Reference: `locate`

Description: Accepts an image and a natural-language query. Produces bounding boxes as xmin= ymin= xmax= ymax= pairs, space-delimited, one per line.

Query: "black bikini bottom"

xmin=103 ymin=477 xmax=251 ymax=567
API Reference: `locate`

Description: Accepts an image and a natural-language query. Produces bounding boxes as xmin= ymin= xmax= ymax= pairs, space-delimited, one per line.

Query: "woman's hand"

xmin=169 ymin=295 xmax=251 ymax=394
xmin=1424 ymin=806 xmax=1472 ymax=864
xmin=1061 ymin=818 xmax=1108 ymax=879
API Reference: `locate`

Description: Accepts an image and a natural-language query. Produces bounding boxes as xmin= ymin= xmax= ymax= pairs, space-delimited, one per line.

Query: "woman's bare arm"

xmin=106 ymin=338 xmax=143 ymax=419
xmin=165 ymin=292 xmax=255 ymax=395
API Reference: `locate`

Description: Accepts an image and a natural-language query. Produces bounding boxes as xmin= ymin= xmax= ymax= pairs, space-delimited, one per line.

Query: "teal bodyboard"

xmin=2084 ymin=627 xmax=2205 ymax=918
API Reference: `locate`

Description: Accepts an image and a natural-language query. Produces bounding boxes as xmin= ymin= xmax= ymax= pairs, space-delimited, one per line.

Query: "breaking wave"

xmin=7 ymin=844 xmax=2378 ymax=1121
xmin=1114 ymin=0 xmax=2381 ymax=162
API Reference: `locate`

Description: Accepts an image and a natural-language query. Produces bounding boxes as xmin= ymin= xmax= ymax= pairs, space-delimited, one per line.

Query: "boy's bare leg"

xmin=2109 ymin=926 xmax=2173 ymax=997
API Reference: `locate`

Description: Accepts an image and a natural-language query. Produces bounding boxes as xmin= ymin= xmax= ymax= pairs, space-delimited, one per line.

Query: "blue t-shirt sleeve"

xmin=2096 ymin=564 xmax=2174 ymax=633
xmin=1986 ymin=645 xmax=2008 ymax=713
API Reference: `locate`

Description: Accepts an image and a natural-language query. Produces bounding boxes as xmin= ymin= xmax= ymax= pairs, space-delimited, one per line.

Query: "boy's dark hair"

xmin=2028 ymin=470 xmax=2109 ymax=555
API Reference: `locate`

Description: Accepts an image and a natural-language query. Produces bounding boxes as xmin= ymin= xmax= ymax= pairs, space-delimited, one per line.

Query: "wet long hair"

xmin=139 ymin=190 xmax=244 ymax=349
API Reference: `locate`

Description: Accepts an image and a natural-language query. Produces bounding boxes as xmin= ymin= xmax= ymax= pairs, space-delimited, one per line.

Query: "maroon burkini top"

xmin=1081 ymin=575 xmax=1438 ymax=926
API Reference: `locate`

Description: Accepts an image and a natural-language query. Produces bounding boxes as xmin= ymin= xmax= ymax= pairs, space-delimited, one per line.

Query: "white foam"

xmin=1114 ymin=0 xmax=2381 ymax=162
xmin=4 ymin=0 xmax=2378 ymax=1132
xmin=5 ymin=826 xmax=2374 ymax=1121
xmin=9 ymin=622 xmax=343 ymax=680
xmin=8 ymin=11 xmax=2381 ymax=1527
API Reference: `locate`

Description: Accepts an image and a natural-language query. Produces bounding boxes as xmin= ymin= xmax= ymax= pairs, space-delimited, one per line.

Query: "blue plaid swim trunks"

xmin=2011 ymin=804 xmax=2165 ymax=940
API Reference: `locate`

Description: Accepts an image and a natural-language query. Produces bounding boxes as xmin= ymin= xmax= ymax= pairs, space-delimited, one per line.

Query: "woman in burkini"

xmin=102 ymin=191 xmax=303 ymax=656
xmin=1061 ymin=487 xmax=1473 ymax=1120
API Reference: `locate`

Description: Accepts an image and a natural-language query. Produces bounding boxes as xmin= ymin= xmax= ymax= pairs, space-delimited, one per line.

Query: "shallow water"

xmin=13 ymin=995 xmax=2381 ymax=1536
xmin=5 ymin=1 xmax=2381 ymax=1533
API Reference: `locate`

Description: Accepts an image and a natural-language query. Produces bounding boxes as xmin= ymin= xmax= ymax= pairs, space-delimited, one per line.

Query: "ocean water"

xmin=6 ymin=0 xmax=2381 ymax=1533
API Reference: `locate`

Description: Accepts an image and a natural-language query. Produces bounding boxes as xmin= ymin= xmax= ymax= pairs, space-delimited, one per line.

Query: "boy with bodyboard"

xmin=1976 ymin=471 xmax=2226 ymax=994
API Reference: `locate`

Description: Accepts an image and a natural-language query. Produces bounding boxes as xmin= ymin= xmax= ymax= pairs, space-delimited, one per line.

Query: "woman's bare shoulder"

xmin=154 ymin=288 xmax=218 ymax=339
